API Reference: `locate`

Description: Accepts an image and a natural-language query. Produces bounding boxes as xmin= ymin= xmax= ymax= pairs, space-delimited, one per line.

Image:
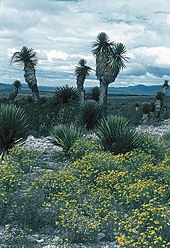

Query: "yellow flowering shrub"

xmin=116 ymin=201 xmax=170 ymax=247
xmin=8 ymin=146 xmax=40 ymax=173
xmin=28 ymin=148 xmax=170 ymax=243
xmin=0 ymin=163 xmax=22 ymax=222
xmin=68 ymin=137 xmax=102 ymax=162
xmin=0 ymin=163 xmax=22 ymax=193
xmin=141 ymin=134 xmax=168 ymax=163
xmin=2 ymin=136 xmax=169 ymax=245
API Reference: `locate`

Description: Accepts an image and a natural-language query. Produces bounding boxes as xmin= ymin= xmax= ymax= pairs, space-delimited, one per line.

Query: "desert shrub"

xmin=3 ymin=225 xmax=36 ymax=247
xmin=141 ymin=134 xmax=167 ymax=163
xmin=50 ymin=124 xmax=83 ymax=155
xmin=96 ymin=115 xmax=142 ymax=154
xmin=136 ymin=160 xmax=170 ymax=186
xmin=77 ymin=100 xmax=102 ymax=130
xmin=26 ymin=148 xmax=170 ymax=244
xmin=111 ymin=150 xmax=154 ymax=172
xmin=8 ymin=146 xmax=40 ymax=173
xmin=57 ymin=104 xmax=79 ymax=125
xmin=116 ymin=201 xmax=170 ymax=248
xmin=8 ymin=188 xmax=50 ymax=230
xmin=0 ymin=162 xmax=56 ymax=231
xmin=68 ymin=137 xmax=102 ymax=161
xmin=0 ymin=163 xmax=22 ymax=223
xmin=16 ymin=99 xmax=61 ymax=137
xmin=141 ymin=102 xmax=153 ymax=114
xmin=91 ymin=86 xmax=100 ymax=101
xmin=0 ymin=104 xmax=28 ymax=159
xmin=162 ymin=130 xmax=170 ymax=141
xmin=162 ymin=131 xmax=170 ymax=149
xmin=116 ymin=201 xmax=170 ymax=247
xmin=0 ymin=163 xmax=22 ymax=194
xmin=59 ymin=207 xmax=100 ymax=243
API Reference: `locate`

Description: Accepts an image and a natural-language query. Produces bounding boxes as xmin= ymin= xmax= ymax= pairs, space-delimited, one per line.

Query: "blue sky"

xmin=0 ymin=0 xmax=170 ymax=87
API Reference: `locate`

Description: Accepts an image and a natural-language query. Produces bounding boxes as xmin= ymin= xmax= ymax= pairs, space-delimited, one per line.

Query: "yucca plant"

xmin=96 ymin=115 xmax=142 ymax=154
xmin=77 ymin=100 xmax=102 ymax=131
xmin=10 ymin=46 xmax=39 ymax=101
xmin=75 ymin=59 xmax=92 ymax=105
xmin=50 ymin=124 xmax=83 ymax=155
xmin=54 ymin=84 xmax=79 ymax=105
xmin=92 ymin=32 xmax=129 ymax=116
xmin=0 ymin=105 xmax=28 ymax=159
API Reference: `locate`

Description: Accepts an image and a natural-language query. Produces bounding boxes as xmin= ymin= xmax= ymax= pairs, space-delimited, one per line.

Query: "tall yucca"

xmin=0 ymin=105 xmax=28 ymax=159
xmin=92 ymin=32 xmax=129 ymax=116
xmin=75 ymin=59 xmax=92 ymax=105
xmin=10 ymin=46 xmax=39 ymax=101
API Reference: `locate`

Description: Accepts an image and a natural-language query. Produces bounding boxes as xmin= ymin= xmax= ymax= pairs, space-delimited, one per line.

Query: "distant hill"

xmin=0 ymin=83 xmax=56 ymax=92
xmin=0 ymin=83 xmax=12 ymax=90
xmin=87 ymin=84 xmax=170 ymax=96
xmin=108 ymin=84 xmax=165 ymax=95
xmin=0 ymin=83 xmax=169 ymax=96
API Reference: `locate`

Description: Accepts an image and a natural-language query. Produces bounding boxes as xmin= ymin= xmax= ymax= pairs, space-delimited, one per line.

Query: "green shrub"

xmin=8 ymin=189 xmax=49 ymax=230
xmin=3 ymin=226 xmax=35 ymax=247
xmin=162 ymin=131 xmax=170 ymax=149
xmin=141 ymin=134 xmax=167 ymax=163
xmin=162 ymin=130 xmax=170 ymax=141
xmin=77 ymin=100 xmax=102 ymax=130
xmin=27 ymin=149 xmax=170 ymax=245
xmin=8 ymin=146 xmax=40 ymax=173
xmin=50 ymin=124 xmax=83 ymax=155
xmin=0 ymin=105 xmax=28 ymax=159
xmin=0 ymin=163 xmax=22 ymax=223
xmin=96 ymin=115 xmax=142 ymax=154
xmin=68 ymin=137 xmax=102 ymax=161
xmin=116 ymin=201 xmax=170 ymax=247
xmin=91 ymin=86 xmax=100 ymax=101
xmin=141 ymin=102 xmax=153 ymax=114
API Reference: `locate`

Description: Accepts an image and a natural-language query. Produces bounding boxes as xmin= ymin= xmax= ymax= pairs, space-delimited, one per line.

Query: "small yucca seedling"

xmin=50 ymin=124 xmax=83 ymax=155
xmin=0 ymin=104 xmax=28 ymax=159
xmin=96 ymin=115 xmax=142 ymax=154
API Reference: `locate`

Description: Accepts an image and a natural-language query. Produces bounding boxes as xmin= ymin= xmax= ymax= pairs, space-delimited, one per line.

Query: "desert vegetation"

xmin=0 ymin=32 xmax=170 ymax=247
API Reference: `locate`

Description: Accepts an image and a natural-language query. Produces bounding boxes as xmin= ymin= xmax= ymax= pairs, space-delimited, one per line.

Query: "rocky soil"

xmin=22 ymin=119 xmax=170 ymax=153
xmin=135 ymin=119 xmax=170 ymax=138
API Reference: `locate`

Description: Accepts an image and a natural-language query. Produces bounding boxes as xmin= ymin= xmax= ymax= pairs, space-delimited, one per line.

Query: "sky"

xmin=0 ymin=0 xmax=170 ymax=88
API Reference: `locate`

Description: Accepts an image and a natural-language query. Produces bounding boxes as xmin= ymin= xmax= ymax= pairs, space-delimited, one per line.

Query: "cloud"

xmin=0 ymin=0 xmax=170 ymax=87
xmin=49 ymin=0 xmax=80 ymax=2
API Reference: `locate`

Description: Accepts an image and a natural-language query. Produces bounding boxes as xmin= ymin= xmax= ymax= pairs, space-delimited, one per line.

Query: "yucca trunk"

xmin=24 ymin=63 xmax=39 ymax=101
xmin=154 ymin=82 xmax=169 ymax=119
xmin=96 ymin=56 xmax=119 ymax=116
xmin=76 ymin=76 xmax=85 ymax=105
xmin=162 ymin=84 xmax=168 ymax=95
xmin=99 ymin=80 xmax=109 ymax=116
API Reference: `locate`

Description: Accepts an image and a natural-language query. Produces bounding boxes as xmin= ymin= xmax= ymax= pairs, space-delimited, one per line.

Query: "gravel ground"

xmin=22 ymin=119 xmax=170 ymax=153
